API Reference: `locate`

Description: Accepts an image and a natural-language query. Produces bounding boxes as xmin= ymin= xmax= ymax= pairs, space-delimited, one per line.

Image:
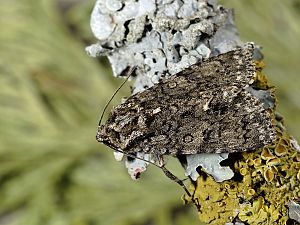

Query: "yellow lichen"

xmin=183 ymin=176 xmax=240 ymax=225
xmin=261 ymin=148 xmax=275 ymax=160
xmin=247 ymin=188 xmax=256 ymax=196
xmin=253 ymin=61 xmax=273 ymax=90
xmin=253 ymin=158 xmax=262 ymax=167
xmin=275 ymin=143 xmax=288 ymax=156
xmin=270 ymin=165 xmax=278 ymax=173
xmin=266 ymin=157 xmax=281 ymax=166
xmin=264 ymin=167 xmax=275 ymax=182
xmin=246 ymin=158 xmax=254 ymax=166
xmin=240 ymin=167 xmax=248 ymax=176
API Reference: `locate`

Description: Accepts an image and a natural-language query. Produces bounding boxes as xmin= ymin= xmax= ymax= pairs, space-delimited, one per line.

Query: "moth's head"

xmin=96 ymin=124 xmax=124 ymax=151
xmin=96 ymin=103 xmax=148 ymax=152
xmin=96 ymin=124 xmax=118 ymax=142
xmin=96 ymin=125 xmax=108 ymax=143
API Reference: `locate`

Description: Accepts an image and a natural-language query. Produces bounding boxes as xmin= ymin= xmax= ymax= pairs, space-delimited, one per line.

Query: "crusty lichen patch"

xmin=183 ymin=125 xmax=300 ymax=225
xmin=253 ymin=61 xmax=273 ymax=90
xmin=183 ymin=175 xmax=240 ymax=224
xmin=183 ymin=62 xmax=300 ymax=225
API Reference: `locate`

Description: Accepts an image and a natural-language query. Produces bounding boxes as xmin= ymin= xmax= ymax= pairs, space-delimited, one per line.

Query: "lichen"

xmin=182 ymin=175 xmax=240 ymax=225
xmin=183 ymin=62 xmax=300 ymax=225
xmin=185 ymin=153 xmax=234 ymax=182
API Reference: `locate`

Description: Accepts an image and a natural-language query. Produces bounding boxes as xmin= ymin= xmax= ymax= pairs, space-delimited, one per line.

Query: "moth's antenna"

xmin=99 ymin=67 xmax=136 ymax=126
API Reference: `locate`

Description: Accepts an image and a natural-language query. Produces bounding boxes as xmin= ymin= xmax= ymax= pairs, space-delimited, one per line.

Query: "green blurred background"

xmin=0 ymin=1 xmax=299 ymax=225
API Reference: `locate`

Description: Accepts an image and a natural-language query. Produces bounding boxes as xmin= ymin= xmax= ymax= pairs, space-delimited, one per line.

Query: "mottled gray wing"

xmin=97 ymin=47 xmax=275 ymax=155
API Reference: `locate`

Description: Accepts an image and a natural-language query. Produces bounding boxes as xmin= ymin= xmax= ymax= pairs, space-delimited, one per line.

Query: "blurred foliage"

xmin=0 ymin=0 xmax=299 ymax=225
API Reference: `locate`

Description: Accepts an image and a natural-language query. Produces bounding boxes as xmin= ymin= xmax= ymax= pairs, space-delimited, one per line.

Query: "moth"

xmin=96 ymin=45 xmax=275 ymax=160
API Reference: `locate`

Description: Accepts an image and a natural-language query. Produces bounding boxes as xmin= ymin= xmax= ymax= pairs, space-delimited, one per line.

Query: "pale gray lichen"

xmin=185 ymin=153 xmax=234 ymax=182
xmin=245 ymin=86 xmax=276 ymax=109
xmin=87 ymin=0 xmax=242 ymax=181
xmin=86 ymin=0 xmax=242 ymax=87
xmin=124 ymin=152 xmax=158 ymax=179
xmin=288 ymin=201 xmax=300 ymax=223
xmin=114 ymin=150 xmax=160 ymax=180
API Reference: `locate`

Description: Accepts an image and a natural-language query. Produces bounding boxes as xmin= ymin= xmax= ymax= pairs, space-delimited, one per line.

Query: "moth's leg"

xmin=160 ymin=166 xmax=192 ymax=197
xmin=190 ymin=179 xmax=201 ymax=210
xmin=162 ymin=166 xmax=201 ymax=210
xmin=153 ymin=154 xmax=165 ymax=167
xmin=155 ymin=154 xmax=191 ymax=196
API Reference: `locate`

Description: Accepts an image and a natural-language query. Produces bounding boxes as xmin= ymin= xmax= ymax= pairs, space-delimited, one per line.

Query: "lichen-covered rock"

xmin=87 ymin=0 xmax=243 ymax=179
xmin=87 ymin=1 xmax=300 ymax=223
xmin=87 ymin=0 xmax=241 ymax=93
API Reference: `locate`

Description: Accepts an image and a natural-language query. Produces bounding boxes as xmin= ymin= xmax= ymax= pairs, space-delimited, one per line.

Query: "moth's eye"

xmin=183 ymin=134 xmax=193 ymax=143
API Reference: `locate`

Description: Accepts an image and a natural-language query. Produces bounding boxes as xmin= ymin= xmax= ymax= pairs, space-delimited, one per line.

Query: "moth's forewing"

xmin=97 ymin=46 xmax=276 ymax=155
